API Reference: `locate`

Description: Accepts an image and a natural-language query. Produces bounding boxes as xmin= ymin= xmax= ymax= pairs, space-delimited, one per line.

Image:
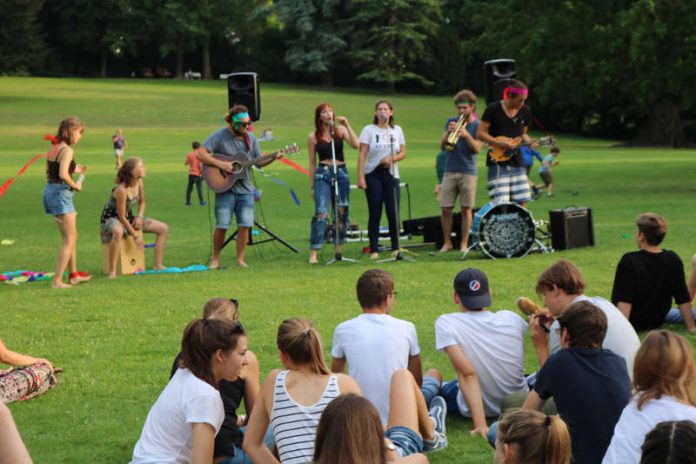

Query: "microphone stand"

xmin=378 ymin=118 xmax=414 ymax=263
xmin=326 ymin=119 xmax=356 ymax=265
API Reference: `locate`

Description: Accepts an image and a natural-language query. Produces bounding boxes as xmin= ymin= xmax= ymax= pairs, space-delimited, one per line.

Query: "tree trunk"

xmin=384 ymin=80 xmax=395 ymax=95
xmin=175 ymin=40 xmax=184 ymax=79
xmin=635 ymin=95 xmax=687 ymax=147
xmin=202 ymin=38 xmax=212 ymax=80
xmin=100 ymin=52 xmax=107 ymax=78
xmin=319 ymin=71 xmax=333 ymax=88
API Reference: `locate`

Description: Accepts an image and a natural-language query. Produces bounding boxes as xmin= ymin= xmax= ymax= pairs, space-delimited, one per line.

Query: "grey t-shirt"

xmin=203 ymin=127 xmax=261 ymax=194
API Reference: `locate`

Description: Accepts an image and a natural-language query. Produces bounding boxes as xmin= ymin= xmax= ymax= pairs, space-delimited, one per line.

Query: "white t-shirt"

xmin=549 ymin=295 xmax=641 ymax=378
xmin=331 ymin=313 xmax=419 ymax=425
xmin=359 ymin=124 xmax=406 ymax=178
xmin=602 ymin=395 xmax=696 ymax=464
xmin=435 ymin=310 xmax=528 ymax=417
xmin=131 ymin=368 xmax=224 ymax=464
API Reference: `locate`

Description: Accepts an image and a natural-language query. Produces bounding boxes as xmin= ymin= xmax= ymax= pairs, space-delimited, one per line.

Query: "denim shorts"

xmin=43 ymin=183 xmax=75 ymax=216
xmin=215 ymin=191 xmax=254 ymax=229
xmin=385 ymin=425 xmax=423 ymax=457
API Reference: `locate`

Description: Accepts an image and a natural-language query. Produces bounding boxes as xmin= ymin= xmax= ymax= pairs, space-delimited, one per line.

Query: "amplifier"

xmin=549 ymin=207 xmax=595 ymax=250
xmin=403 ymin=213 xmax=476 ymax=249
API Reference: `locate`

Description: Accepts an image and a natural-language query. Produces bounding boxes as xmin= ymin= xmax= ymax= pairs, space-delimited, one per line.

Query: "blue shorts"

xmin=385 ymin=425 xmax=423 ymax=457
xmin=215 ymin=191 xmax=254 ymax=229
xmin=43 ymin=183 xmax=75 ymax=216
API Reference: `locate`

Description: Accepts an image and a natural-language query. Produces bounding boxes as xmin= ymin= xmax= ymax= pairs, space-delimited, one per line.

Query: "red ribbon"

xmin=278 ymin=157 xmax=310 ymax=176
xmin=0 ymin=153 xmax=47 ymax=197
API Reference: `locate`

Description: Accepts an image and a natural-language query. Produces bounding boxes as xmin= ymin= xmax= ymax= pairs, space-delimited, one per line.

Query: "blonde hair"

xmin=277 ymin=318 xmax=330 ymax=375
xmin=202 ymin=298 xmax=239 ymax=321
xmin=633 ymin=330 xmax=696 ymax=410
xmin=497 ymin=409 xmax=572 ymax=464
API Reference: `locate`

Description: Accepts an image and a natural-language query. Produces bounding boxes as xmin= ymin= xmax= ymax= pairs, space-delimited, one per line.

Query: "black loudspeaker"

xmin=227 ymin=72 xmax=261 ymax=121
xmin=403 ymin=212 xmax=475 ymax=250
xmin=549 ymin=208 xmax=595 ymax=250
xmin=483 ymin=59 xmax=517 ymax=104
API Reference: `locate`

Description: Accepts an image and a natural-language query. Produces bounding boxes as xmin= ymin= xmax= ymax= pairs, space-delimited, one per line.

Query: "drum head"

xmin=475 ymin=202 xmax=535 ymax=258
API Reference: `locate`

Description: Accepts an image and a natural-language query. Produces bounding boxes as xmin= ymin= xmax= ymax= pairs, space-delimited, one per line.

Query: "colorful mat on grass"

xmin=134 ymin=264 xmax=208 ymax=275
xmin=1 ymin=271 xmax=55 ymax=285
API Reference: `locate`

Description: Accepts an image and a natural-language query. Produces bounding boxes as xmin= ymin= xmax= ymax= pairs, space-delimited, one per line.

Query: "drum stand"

xmin=325 ymin=120 xmax=356 ymax=265
xmin=530 ymin=220 xmax=553 ymax=254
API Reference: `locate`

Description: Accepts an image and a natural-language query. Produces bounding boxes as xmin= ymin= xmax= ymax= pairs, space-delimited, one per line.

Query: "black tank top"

xmin=46 ymin=147 xmax=76 ymax=183
xmin=316 ymin=137 xmax=344 ymax=163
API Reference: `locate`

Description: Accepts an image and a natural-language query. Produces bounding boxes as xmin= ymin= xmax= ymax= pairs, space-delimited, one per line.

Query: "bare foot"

xmin=108 ymin=272 xmax=117 ymax=279
xmin=308 ymin=254 xmax=318 ymax=264
xmin=152 ymin=264 xmax=166 ymax=271
xmin=237 ymin=260 xmax=248 ymax=268
xmin=69 ymin=274 xmax=91 ymax=285
xmin=51 ymin=281 xmax=72 ymax=289
xmin=370 ymin=252 xmax=380 ymax=260
xmin=439 ymin=243 xmax=453 ymax=253
xmin=209 ymin=260 xmax=220 ymax=270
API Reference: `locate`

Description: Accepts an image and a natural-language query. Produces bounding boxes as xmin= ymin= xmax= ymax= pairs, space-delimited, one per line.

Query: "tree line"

xmin=2 ymin=0 xmax=694 ymax=145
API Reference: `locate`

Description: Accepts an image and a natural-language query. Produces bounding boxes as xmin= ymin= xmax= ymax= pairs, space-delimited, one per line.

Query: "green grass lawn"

xmin=1 ymin=77 xmax=695 ymax=463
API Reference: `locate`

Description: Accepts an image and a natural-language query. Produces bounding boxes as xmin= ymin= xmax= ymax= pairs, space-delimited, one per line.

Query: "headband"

xmin=503 ymin=87 xmax=529 ymax=99
xmin=225 ymin=112 xmax=250 ymax=124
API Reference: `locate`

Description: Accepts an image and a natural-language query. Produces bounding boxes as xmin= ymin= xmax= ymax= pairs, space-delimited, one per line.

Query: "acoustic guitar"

xmin=202 ymin=143 xmax=299 ymax=193
xmin=487 ymin=136 xmax=555 ymax=163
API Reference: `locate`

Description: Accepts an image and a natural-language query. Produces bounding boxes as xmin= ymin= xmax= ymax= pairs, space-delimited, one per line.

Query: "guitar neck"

xmin=239 ymin=152 xmax=277 ymax=169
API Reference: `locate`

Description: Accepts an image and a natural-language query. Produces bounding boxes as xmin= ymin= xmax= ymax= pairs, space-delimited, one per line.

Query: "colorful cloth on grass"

xmin=134 ymin=264 xmax=208 ymax=275
xmin=0 ymin=362 xmax=57 ymax=404
xmin=1 ymin=271 xmax=54 ymax=284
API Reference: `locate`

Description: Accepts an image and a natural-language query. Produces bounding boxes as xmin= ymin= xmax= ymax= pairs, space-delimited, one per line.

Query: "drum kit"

xmin=464 ymin=200 xmax=552 ymax=259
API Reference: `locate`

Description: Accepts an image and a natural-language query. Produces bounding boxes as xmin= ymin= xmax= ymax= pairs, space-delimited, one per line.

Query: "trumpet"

xmin=443 ymin=114 xmax=467 ymax=151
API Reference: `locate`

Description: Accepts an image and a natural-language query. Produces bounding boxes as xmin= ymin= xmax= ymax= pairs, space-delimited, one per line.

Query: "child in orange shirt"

xmin=185 ymin=141 xmax=205 ymax=206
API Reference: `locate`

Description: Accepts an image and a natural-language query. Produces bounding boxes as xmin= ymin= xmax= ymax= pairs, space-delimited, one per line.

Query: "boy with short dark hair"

xmin=523 ymin=301 xmax=632 ymax=464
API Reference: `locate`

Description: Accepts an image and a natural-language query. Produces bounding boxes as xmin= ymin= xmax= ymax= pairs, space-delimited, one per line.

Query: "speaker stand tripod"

xmin=223 ymin=221 xmax=299 ymax=253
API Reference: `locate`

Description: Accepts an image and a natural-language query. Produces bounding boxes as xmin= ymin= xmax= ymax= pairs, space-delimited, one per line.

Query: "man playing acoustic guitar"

xmin=197 ymin=105 xmax=283 ymax=269
xmin=476 ymin=79 xmax=536 ymax=207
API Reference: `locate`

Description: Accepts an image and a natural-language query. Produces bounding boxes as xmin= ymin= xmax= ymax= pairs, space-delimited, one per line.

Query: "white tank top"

xmin=270 ymin=370 xmax=340 ymax=463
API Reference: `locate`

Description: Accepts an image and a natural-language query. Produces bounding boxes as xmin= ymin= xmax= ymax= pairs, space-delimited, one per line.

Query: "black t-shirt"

xmin=611 ymin=249 xmax=691 ymax=331
xmin=170 ymin=353 xmax=245 ymax=457
xmin=535 ymin=348 xmax=631 ymax=464
xmin=480 ymin=101 xmax=531 ymax=167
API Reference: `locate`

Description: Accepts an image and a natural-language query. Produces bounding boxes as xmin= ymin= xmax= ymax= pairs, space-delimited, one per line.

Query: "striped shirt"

xmin=271 ymin=370 xmax=340 ymax=463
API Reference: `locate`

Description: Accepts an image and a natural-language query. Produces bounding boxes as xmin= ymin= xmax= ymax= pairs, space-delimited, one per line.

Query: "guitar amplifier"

xmin=549 ymin=207 xmax=595 ymax=250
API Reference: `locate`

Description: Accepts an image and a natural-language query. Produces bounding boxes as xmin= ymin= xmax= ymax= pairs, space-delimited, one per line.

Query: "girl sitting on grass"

xmin=493 ymin=409 xmax=571 ymax=464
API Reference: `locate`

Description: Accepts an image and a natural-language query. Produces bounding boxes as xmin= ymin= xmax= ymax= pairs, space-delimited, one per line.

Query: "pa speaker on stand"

xmin=227 ymin=72 xmax=261 ymax=121
xmin=483 ymin=59 xmax=517 ymax=104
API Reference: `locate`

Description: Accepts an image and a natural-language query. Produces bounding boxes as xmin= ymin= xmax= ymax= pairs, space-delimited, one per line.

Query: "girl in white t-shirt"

xmin=602 ymin=330 xmax=696 ymax=464
xmin=357 ymin=100 xmax=406 ymax=259
xmin=243 ymin=318 xmax=361 ymax=464
xmin=131 ymin=318 xmax=249 ymax=464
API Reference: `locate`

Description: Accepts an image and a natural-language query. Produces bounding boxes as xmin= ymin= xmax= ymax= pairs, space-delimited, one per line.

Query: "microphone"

xmin=379 ymin=112 xmax=388 ymax=123
xmin=328 ymin=118 xmax=334 ymax=136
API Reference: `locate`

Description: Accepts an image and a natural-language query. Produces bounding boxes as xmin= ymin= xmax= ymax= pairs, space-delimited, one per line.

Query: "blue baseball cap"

xmin=454 ymin=268 xmax=491 ymax=309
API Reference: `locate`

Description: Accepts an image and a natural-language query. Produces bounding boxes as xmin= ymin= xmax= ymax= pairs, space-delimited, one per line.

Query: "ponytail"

xmin=277 ymin=318 xmax=330 ymax=375
xmin=497 ymin=409 xmax=571 ymax=464
xmin=181 ymin=318 xmax=245 ymax=387
xmin=545 ymin=414 xmax=572 ymax=464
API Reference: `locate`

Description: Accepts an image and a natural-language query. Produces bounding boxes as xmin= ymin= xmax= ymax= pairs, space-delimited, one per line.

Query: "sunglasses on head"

xmin=229 ymin=298 xmax=240 ymax=308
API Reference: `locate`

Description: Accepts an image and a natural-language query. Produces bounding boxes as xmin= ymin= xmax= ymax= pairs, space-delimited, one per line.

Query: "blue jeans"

xmin=218 ymin=425 xmax=275 ymax=464
xmin=215 ymin=191 xmax=254 ymax=229
xmin=310 ymin=165 xmax=350 ymax=249
xmin=420 ymin=375 xmax=441 ymax=408
xmin=365 ymin=166 xmax=400 ymax=253
xmin=43 ymin=183 xmax=75 ymax=216
xmin=186 ymin=175 xmax=203 ymax=204
xmin=665 ymin=307 xmax=696 ymax=324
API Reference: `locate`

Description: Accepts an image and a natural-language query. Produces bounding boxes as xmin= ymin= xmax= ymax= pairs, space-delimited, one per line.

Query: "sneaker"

xmin=423 ymin=396 xmax=448 ymax=452
xmin=200 ymin=201 xmax=207 ymax=206
xmin=186 ymin=202 xmax=191 ymax=206
xmin=547 ymin=192 xmax=553 ymax=197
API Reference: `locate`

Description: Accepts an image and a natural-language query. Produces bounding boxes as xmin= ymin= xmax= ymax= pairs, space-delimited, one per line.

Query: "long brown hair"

xmin=313 ymin=394 xmax=386 ymax=464
xmin=115 ymin=157 xmax=142 ymax=187
xmin=55 ymin=117 xmax=85 ymax=145
xmin=277 ymin=318 xmax=330 ymax=375
xmin=497 ymin=409 xmax=571 ymax=464
xmin=181 ymin=318 xmax=246 ymax=387
xmin=372 ymin=100 xmax=394 ymax=127
xmin=314 ymin=103 xmax=340 ymax=143
xmin=633 ymin=330 xmax=696 ymax=410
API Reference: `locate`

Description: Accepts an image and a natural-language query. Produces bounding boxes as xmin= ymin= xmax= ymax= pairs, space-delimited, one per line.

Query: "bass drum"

xmin=472 ymin=202 xmax=536 ymax=259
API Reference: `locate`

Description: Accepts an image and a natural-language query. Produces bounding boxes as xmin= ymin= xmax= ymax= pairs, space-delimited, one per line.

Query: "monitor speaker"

xmin=549 ymin=208 xmax=595 ymax=250
xmin=483 ymin=59 xmax=517 ymax=104
xmin=227 ymin=72 xmax=260 ymax=121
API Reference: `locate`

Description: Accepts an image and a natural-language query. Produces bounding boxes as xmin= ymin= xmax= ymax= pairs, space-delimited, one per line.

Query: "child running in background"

xmin=536 ymin=147 xmax=560 ymax=197
xmin=112 ymin=129 xmax=128 ymax=169
xmin=185 ymin=141 xmax=206 ymax=206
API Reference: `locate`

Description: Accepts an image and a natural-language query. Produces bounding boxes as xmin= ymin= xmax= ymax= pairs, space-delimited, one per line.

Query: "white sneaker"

xmin=423 ymin=396 xmax=447 ymax=452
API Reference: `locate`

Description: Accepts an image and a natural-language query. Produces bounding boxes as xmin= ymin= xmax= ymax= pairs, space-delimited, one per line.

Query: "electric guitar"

xmin=488 ymin=136 xmax=555 ymax=163
xmin=202 ymin=144 xmax=299 ymax=193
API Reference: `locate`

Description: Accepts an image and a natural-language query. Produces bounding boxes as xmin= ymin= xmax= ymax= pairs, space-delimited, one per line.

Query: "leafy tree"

xmin=0 ymin=0 xmax=47 ymax=75
xmin=346 ymin=0 xmax=443 ymax=93
xmin=195 ymin=0 xmax=246 ymax=79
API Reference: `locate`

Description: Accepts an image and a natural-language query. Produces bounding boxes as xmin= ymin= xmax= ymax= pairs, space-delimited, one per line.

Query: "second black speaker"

xmin=227 ymin=72 xmax=261 ymax=121
xmin=483 ymin=59 xmax=517 ymax=104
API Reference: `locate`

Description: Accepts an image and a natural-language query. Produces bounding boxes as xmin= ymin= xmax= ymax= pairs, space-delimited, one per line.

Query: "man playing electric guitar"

xmin=477 ymin=79 xmax=536 ymax=207
xmin=197 ymin=105 xmax=283 ymax=269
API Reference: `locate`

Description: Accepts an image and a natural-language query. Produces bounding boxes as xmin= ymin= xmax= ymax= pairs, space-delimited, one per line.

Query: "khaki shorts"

xmin=440 ymin=172 xmax=477 ymax=208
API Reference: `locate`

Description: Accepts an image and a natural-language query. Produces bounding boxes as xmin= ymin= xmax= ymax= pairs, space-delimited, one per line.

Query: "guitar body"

xmin=202 ymin=152 xmax=252 ymax=193
xmin=488 ymin=136 xmax=522 ymax=163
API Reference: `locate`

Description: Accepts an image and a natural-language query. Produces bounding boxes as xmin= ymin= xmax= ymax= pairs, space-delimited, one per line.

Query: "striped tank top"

xmin=271 ymin=370 xmax=340 ymax=463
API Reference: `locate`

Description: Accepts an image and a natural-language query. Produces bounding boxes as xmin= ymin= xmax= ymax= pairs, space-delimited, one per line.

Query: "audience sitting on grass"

xmin=611 ymin=212 xmax=696 ymax=332
xmin=169 ymin=298 xmax=273 ymax=464
xmin=331 ymin=269 xmax=424 ymax=426
xmin=313 ymin=392 xmax=434 ymax=464
xmin=640 ymin=420 xmax=696 ymax=464
xmin=0 ymin=401 xmax=32 ymax=464
xmin=493 ymin=408 xmax=571 ymax=464
xmin=521 ymin=301 xmax=632 ymax=464
xmin=243 ymin=318 xmax=361 ymax=464
xmin=431 ymin=268 xmax=528 ymax=437
xmin=0 ymin=336 xmax=57 ymax=404
xmin=130 ymin=318 xmax=248 ymax=464
xmin=602 ymin=330 xmax=696 ymax=463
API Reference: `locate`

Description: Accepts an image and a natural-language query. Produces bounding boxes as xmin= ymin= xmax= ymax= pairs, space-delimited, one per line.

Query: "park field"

xmin=1 ymin=77 xmax=695 ymax=463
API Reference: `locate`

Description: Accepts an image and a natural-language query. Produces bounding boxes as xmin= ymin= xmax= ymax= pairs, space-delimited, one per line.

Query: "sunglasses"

xmin=237 ymin=122 xmax=250 ymax=128
xmin=230 ymin=298 xmax=240 ymax=308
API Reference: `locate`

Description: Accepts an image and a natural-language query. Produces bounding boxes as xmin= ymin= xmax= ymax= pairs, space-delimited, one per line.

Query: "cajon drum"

xmin=101 ymin=232 xmax=145 ymax=275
